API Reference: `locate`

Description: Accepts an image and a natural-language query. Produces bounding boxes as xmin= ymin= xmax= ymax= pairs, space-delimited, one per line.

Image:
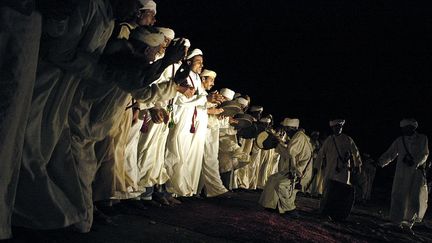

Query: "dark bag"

xmin=320 ymin=179 xmax=355 ymax=220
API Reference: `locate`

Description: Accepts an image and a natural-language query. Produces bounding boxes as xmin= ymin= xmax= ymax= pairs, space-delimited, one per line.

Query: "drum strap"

xmin=401 ymin=136 xmax=413 ymax=159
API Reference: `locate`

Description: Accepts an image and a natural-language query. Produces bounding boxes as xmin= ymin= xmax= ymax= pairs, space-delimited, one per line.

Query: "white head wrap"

xmin=260 ymin=117 xmax=272 ymax=123
xmin=156 ymin=27 xmax=175 ymax=40
xmin=139 ymin=0 xmax=157 ymax=14
xmin=400 ymin=118 xmax=418 ymax=128
xmin=200 ymin=69 xmax=217 ymax=79
xmin=172 ymin=38 xmax=191 ymax=47
xmin=220 ymin=88 xmax=235 ymax=101
xmin=235 ymin=97 xmax=249 ymax=107
xmin=329 ymin=119 xmax=346 ymax=127
xmin=281 ymin=118 xmax=300 ymax=128
xmin=130 ymin=28 xmax=164 ymax=47
xmin=249 ymin=106 xmax=263 ymax=112
xmin=186 ymin=48 xmax=203 ymax=60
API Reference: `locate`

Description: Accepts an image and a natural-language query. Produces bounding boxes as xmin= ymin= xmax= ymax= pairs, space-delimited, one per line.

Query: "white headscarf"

xmin=156 ymin=27 xmax=175 ymax=40
xmin=200 ymin=69 xmax=217 ymax=79
xmin=220 ymin=88 xmax=235 ymax=101
xmin=400 ymin=118 xmax=418 ymax=128
xmin=329 ymin=119 xmax=346 ymax=127
xmin=249 ymin=106 xmax=263 ymax=112
xmin=130 ymin=27 xmax=164 ymax=47
xmin=186 ymin=48 xmax=203 ymax=60
xmin=281 ymin=118 xmax=300 ymax=128
xmin=139 ymin=0 xmax=157 ymax=14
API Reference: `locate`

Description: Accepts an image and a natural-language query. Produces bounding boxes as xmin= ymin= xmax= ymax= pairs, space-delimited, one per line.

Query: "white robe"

xmin=259 ymin=131 xmax=313 ymax=213
xmin=379 ymin=133 xmax=429 ymax=225
xmin=165 ymin=72 xmax=207 ymax=196
xmin=235 ymin=138 xmax=256 ymax=189
xmin=199 ymin=115 xmax=229 ymax=197
xmin=15 ymin=0 xmax=113 ymax=232
xmin=136 ymin=63 xmax=181 ymax=189
xmin=315 ymin=134 xmax=362 ymax=187
xmin=257 ymin=148 xmax=279 ymax=189
xmin=0 ymin=7 xmax=41 ymax=240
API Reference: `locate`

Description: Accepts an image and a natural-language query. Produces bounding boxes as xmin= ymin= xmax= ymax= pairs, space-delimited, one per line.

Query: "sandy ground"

xmin=4 ymin=190 xmax=431 ymax=243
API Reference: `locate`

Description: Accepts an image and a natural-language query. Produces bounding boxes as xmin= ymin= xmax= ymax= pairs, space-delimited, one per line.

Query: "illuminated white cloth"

xmin=378 ymin=133 xmax=429 ymax=225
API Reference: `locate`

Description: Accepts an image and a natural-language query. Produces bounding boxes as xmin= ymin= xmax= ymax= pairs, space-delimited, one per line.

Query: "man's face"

xmin=250 ymin=111 xmax=262 ymax=120
xmin=201 ymin=76 xmax=215 ymax=90
xmin=285 ymin=126 xmax=297 ymax=138
xmin=158 ymin=37 xmax=171 ymax=55
xmin=137 ymin=9 xmax=156 ymax=26
xmin=190 ymin=55 xmax=204 ymax=74
xmin=401 ymin=125 xmax=416 ymax=136
xmin=331 ymin=124 xmax=343 ymax=135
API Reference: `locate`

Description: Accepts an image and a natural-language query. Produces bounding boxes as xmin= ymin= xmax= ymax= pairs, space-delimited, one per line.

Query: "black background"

xmin=156 ymin=0 xmax=432 ymax=162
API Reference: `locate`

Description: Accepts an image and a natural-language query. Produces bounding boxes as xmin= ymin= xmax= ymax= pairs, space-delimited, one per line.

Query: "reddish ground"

xmin=6 ymin=190 xmax=432 ymax=243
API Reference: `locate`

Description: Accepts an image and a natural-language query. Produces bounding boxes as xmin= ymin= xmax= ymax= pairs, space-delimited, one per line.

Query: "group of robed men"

xmin=0 ymin=0 xmax=254 ymax=239
xmin=259 ymin=117 xmax=429 ymax=234
xmin=0 ymin=0 xmax=430 ymax=240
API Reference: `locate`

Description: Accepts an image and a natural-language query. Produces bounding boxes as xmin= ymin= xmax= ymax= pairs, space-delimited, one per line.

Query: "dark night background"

xmin=155 ymin=1 xmax=431 ymax=191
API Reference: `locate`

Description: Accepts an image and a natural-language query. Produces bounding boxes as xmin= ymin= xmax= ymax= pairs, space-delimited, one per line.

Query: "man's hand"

xmin=177 ymin=85 xmax=195 ymax=98
xmin=207 ymin=107 xmax=224 ymax=115
xmin=207 ymin=92 xmax=225 ymax=104
xmin=164 ymin=39 xmax=187 ymax=66
xmin=173 ymin=62 xmax=190 ymax=85
xmin=149 ymin=108 xmax=168 ymax=124
xmin=228 ymin=117 xmax=239 ymax=125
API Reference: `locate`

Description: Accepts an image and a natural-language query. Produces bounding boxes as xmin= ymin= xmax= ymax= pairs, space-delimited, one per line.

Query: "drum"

xmin=233 ymin=113 xmax=254 ymax=129
xmin=237 ymin=123 xmax=259 ymax=139
xmin=219 ymin=100 xmax=242 ymax=117
xmin=319 ymin=179 xmax=355 ymax=221
xmin=255 ymin=130 xmax=280 ymax=150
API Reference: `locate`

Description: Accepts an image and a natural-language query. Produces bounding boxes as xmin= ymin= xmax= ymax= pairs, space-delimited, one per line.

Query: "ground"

xmin=4 ymin=190 xmax=432 ymax=243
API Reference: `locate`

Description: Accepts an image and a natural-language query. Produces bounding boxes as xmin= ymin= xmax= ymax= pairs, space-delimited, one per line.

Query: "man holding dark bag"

xmin=315 ymin=119 xmax=362 ymax=220
xmin=378 ymin=118 xmax=429 ymax=232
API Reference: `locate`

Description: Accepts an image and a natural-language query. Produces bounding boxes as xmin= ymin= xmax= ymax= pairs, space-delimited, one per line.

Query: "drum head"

xmin=234 ymin=113 xmax=254 ymax=129
xmin=220 ymin=101 xmax=242 ymax=117
xmin=255 ymin=131 xmax=279 ymax=150
xmin=237 ymin=123 xmax=259 ymax=139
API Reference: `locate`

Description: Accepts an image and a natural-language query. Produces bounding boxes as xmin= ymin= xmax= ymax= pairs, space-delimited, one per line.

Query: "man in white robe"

xmin=14 ymin=0 xmax=127 ymax=232
xmin=236 ymin=106 xmax=263 ymax=189
xmin=315 ymin=119 xmax=362 ymax=188
xmin=136 ymin=33 xmax=196 ymax=205
xmin=378 ymin=118 xmax=428 ymax=230
xmin=315 ymin=119 xmax=362 ymax=218
xmin=0 ymin=2 xmax=41 ymax=239
xmin=165 ymin=49 xmax=209 ymax=197
xmin=257 ymin=116 xmax=279 ymax=189
xmin=259 ymin=118 xmax=313 ymax=215
xmin=197 ymin=72 xmax=231 ymax=197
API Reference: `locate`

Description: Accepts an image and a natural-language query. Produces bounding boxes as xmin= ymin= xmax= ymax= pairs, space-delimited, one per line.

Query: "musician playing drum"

xmin=259 ymin=118 xmax=313 ymax=217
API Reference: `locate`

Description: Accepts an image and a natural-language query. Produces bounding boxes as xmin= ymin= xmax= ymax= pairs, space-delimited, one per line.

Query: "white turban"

xmin=130 ymin=28 xmax=164 ymax=47
xmin=186 ymin=48 xmax=203 ymax=60
xmin=172 ymin=38 xmax=191 ymax=47
xmin=260 ymin=117 xmax=272 ymax=123
xmin=139 ymin=0 xmax=157 ymax=14
xmin=400 ymin=118 xmax=418 ymax=128
xmin=329 ymin=119 xmax=346 ymax=127
xmin=220 ymin=88 xmax=235 ymax=101
xmin=249 ymin=106 xmax=263 ymax=112
xmin=235 ymin=97 xmax=249 ymax=107
xmin=200 ymin=69 xmax=217 ymax=79
xmin=281 ymin=118 xmax=300 ymax=128
xmin=156 ymin=27 xmax=175 ymax=40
